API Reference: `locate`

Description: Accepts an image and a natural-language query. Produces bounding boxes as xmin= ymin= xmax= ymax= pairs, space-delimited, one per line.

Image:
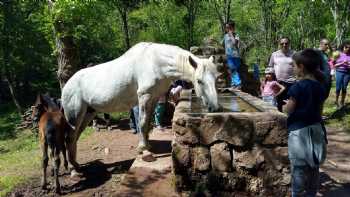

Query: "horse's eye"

xmin=197 ymin=79 xmax=203 ymax=84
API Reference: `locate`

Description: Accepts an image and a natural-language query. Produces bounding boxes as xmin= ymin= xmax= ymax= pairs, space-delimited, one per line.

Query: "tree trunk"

xmin=56 ymin=36 xmax=80 ymax=89
xmin=324 ymin=0 xmax=350 ymax=47
xmin=118 ymin=8 xmax=131 ymax=49
xmin=186 ymin=0 xmax=198 ymax=49
xmin=48 ymin=0 xmax=81 ymax=90
xmin=2 ymin=0 xmax=22 ymax=113
xmin=4 ymin=77 xmax=22 ymax=113
xmin=212 ymin=0 xmax=232 ymax=33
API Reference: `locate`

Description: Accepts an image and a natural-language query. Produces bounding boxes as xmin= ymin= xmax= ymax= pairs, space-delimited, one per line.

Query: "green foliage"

xmin=0 ymin=104 xmax=21 ymax=140
xmin=0 ymin=129 xmax=40 ymax=197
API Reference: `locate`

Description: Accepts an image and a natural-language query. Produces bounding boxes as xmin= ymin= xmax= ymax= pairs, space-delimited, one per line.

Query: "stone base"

xmin=172 ymin=89 xmax=290 ymax=196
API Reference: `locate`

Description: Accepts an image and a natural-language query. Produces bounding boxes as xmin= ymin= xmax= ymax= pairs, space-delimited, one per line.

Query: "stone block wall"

xmin=172 ymin=90 xmax=290 ymax=196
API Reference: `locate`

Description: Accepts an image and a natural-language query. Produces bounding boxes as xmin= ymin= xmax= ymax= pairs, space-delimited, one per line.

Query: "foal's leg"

xmin=41 ymin=142 xmax=49 ymax=190
xmin=137 ymin=94 xmax=157 ymax=153
xmin=52 ymin=148 xmax=61 ymax=194
xmin=62 ymin=143 xmax=68 ymax=171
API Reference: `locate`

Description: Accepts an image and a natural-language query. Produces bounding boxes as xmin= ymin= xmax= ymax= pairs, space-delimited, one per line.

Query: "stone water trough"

xmin=172 ymin=89 xmax=290 ymax=196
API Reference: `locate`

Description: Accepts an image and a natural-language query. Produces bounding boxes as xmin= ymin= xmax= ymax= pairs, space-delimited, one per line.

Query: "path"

xmin=318 ymin=128 xmax=350 ymax=197
xmin=6 ymin=122 xmax=350 ymax=197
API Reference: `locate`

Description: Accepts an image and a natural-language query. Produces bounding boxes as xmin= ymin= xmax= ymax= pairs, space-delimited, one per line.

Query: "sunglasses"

xmin=345 ymin=46 xmax=350 ymax=49
xmin=280 ymin=42 xmax=289 ymax=46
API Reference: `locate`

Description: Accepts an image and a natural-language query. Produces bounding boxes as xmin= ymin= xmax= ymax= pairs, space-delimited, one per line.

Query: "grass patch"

xmin=323 ymin=81 xmax=350 ymax=133
xmin=0 ymin=129 xmax=40 ymax=197
xmin=80 ymin=126 xmax=95 ymax=140
xmin=0 ymin=103 xmax=96 ymax=196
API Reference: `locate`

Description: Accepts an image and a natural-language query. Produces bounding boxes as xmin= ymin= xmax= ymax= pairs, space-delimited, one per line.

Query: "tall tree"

xmin=210 ymin=0 xmax=232 ymax=32
xmin=112 ymin=0 xmax=142 ymax=50
xmin=175 ymin=0 xmax=200 ymax=49
xmin=1 ymin=0 xmax=22 ymax=113
xmin=322 ymin=0 xmax=350 ymax=46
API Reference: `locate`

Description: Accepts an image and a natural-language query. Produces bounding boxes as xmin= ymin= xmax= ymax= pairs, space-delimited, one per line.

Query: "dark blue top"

xmin=287 ymin=79 xmax=326 ymax=131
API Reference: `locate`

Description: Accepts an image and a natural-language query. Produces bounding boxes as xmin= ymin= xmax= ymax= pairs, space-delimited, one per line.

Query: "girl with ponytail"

xmin=283 ymin=48 xmax=327 ymax=197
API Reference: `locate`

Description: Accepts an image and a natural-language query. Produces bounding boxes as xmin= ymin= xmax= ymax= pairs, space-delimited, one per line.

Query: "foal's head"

xmin=189 ymin=56 xmax=221 ymax=112
xmin=31 ymin=94 xmax=60 ymax=125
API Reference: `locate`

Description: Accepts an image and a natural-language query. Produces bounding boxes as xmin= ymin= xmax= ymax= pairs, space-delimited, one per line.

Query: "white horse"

xmin=61 ymin=42 xmax=220 ymax=172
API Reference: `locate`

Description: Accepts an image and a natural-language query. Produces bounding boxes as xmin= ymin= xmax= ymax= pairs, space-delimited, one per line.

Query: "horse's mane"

xmin=174 ymin=50 xmax=218 ymax=81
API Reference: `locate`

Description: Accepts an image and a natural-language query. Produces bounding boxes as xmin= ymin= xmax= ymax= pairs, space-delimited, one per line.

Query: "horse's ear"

xmin=35 ymin=94 xmax=42 ymax=105
xmin=39 ymin=94 xmax=49 ymax=111
xmin=209 ymin=56 xmax=214 ymax=63
xmin=189 ymin=56 xmax=198 ymax=69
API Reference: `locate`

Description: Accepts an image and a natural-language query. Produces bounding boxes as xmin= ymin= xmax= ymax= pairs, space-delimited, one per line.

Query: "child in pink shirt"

xmin=328 ymin=51 xmax=340 ymax=78
xmin=261 ymin=68 xmax=285 ymax=106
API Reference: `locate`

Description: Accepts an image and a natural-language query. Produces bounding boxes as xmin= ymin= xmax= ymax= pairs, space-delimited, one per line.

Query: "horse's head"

xmin=31 ymin=94 xmax=60 ymax=125
xmin=189 ymin=56 xmax=221 ymax=112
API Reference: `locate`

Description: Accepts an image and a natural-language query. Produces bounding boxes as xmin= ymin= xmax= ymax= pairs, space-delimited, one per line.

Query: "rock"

xmin=247 ymin=178 xmax=262 ymax=193
xmin=190 ymin=46 xmax=202 ymax=55
xmin=233 ymin=148 xmax=263 ymax=171
xmin=173 ymin=117 xmax=200 ymax=145
xmin=210 ymin=142 xmax=232 ymax=172
xmin=199 ymin=114 xmax=254 ymax=147
xmin=172 ymin=142 xmax=191 ymax=168
xmin=262 ymin=116 xmax=288 ymax=145
xmin=193 ymin=146 xmax=210 ymax=171
xmin=104 ymin=147 xmax=110 ymax=155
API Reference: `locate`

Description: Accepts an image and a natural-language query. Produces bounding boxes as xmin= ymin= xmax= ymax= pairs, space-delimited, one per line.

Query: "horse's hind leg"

xmin=41 ymin=142 xmax=49 ymax=190
xmin=66 ymin=104 xmax=87 ymax=174
xmin=67 ymin=109 xmax=96 ymax=176
xmin=76 ymin=109 xmax=97 ymax=140
xmin=137 ymin=94 xmax=157 ymax=153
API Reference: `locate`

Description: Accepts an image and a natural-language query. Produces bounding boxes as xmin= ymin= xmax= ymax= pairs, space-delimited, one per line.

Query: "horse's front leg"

xmin=137 ymin=94 xmax=156 ymax=153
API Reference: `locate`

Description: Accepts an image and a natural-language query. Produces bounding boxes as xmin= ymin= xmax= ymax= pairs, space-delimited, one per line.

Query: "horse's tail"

xmin=45 ymin=118 xmax=56 ymax=150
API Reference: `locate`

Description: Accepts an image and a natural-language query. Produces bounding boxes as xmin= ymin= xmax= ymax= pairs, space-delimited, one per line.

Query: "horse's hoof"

xmin=141 ymin=150 xmax=156 ymax=162
xmin=55 ymin=187 xmax=61 ymax=194
xmin=70 ymin=169 xmax=82 ymax=178
xmin=41 ymin=184 xmax=47 ymax=190
xmin=137 ymin=144 xmax=147 ymax=154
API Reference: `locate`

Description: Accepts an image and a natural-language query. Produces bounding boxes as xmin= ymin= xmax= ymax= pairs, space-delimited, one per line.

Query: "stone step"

xmin=115 ymin=129 xmax=179 ymax=197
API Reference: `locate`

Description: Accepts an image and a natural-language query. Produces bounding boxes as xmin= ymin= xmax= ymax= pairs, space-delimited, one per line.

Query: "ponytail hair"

xmin=292 ymin=48 xmax=325 ymax=83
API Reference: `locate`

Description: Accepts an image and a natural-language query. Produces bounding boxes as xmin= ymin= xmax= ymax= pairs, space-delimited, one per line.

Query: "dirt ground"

xmin=6 ymin=120 xmax=350 ymax=197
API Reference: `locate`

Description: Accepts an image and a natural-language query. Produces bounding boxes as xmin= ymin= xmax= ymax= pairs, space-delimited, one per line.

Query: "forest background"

xmin=1 ymin=1 xmax=350 ymax=195
xmin=1 ymin=0 xmax=349 ymax=112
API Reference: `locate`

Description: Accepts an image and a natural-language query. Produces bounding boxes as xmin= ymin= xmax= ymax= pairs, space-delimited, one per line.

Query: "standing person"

xmin=129 ymin=106 xmax=139 ymax=134
xmin=328 ymin=50 xmax=341 ymax=80
xmin=260 ymin=67 xmax=285 ymax=106
xmin=283 ymin=49 xmax=327 ymax=197
xmin=268 ymin=37 xmax=296 ymax=111
xmin=253 ymin=58 xmax=260 ymax=81
xmin=154 ymin=95 xmax=166 ymax=131
xmin=318 ymin=38 xmax=332 ymax=99
xmin=223 ymin=21 xmax=241 ymax=89
xmin=334 ymin=40 xmax=350 ymax=108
